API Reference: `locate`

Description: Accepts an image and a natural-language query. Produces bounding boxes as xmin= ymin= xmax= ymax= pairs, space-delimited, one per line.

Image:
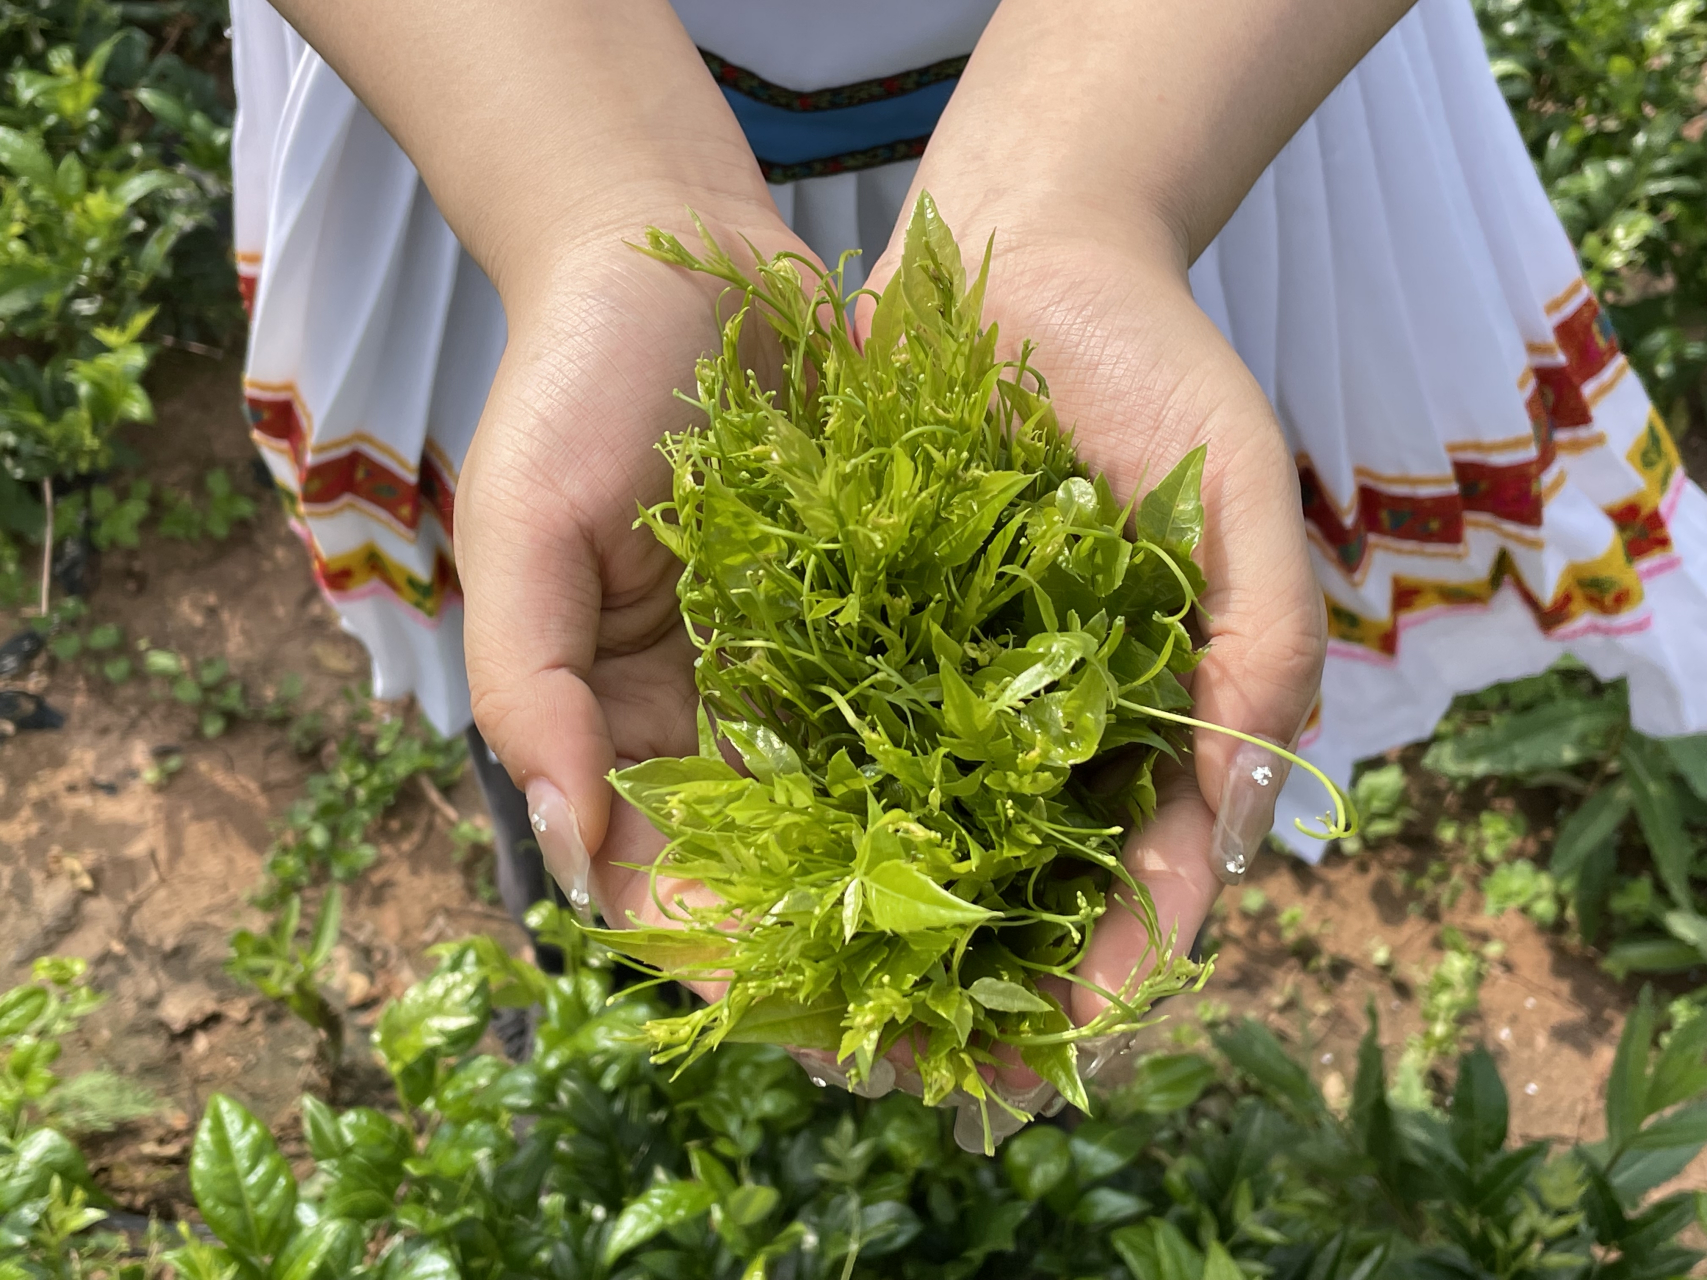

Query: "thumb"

xmin=454 ymin=324 xmax=687 ymax=916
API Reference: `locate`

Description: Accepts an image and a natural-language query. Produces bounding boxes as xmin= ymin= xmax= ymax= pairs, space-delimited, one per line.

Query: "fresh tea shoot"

xmin=592 ymin=195 xmax=1340 ymax=1141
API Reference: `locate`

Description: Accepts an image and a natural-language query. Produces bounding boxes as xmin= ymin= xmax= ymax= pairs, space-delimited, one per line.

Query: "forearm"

xmin=268 ymin=1 xmax=772 ymax=310
xmin=920 ymin=0 xmax=1417 ymax=267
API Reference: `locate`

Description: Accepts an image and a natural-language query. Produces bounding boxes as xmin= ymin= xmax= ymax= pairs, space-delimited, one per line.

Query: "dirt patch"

xmin=0 ymin=350 xmax=522 ymax=1217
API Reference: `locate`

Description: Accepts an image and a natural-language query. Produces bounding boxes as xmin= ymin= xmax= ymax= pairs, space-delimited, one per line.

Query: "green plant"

xmin=1423 ymin=664 xmax=1707 ymax=976
xmin=1339 ymin=762 xmax=1415 ymax=854
xmin=226 ymin=888 xmax=345 ymax=1069
xmin=157 ymin=468 xmax=256 ymax=542
xmin=592 ymin=198 xmax=1348 ymax=1137
xmin=260 ymin=704 xmax=468 ymax=904
xmin=19 ymin=922 xmax=1707 ymax=1280
xmin=0 ymin=0 xmax=239 ymax=604
xmin=1475 ymin=0 xmax=1707 ymax=421
xmin=1394 ymin=928 xmax=1487 ymax=1109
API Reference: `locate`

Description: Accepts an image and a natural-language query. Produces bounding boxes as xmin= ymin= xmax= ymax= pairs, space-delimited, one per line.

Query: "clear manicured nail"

xmin=526 ymin=779 xmax=592 ymax=922
xmin=994 ymin=1078 xmax=1057 ymax=1117
xmin=1211 ymin=739 xmax=1291 ymax=885
xmin=787 ymin=1049 xmax=850 ymax=1091
xmin=850 ymin=1057 xmax=896 ymax=1099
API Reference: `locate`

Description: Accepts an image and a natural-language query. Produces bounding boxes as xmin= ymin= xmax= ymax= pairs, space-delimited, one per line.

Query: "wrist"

xmin=490 ymin=180 xmax=793 ymax=330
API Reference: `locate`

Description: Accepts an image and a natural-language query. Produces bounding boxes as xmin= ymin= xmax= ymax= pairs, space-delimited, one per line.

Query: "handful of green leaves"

xmin=590 ymin=196 xmax=1333 ymax=1142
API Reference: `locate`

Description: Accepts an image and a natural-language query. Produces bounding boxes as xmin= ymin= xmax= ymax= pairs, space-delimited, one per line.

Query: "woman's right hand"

xmin=455 ymin=204 xmax=812 ymax=924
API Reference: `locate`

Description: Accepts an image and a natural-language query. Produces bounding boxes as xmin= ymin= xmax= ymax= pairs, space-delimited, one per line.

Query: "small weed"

xmin=260 ymin=705 xmax=467 ymax=904
xmin=1483 ymin=859 xmax=1561 ymax=927
xmin=1393 ymin=928 xmax=1486 ymax=1109
xmin=1339 ymin=762 xmax=1415 ymax=854
xmin=226 ymin=888 xmax=345 ymax=1069
xmin=141 ymin=752 xmax=182 ymax=789
xmin=1238 ymin=888 xmax=1269 ymax=917
xmin=157 ymin=468 xmax=256 ymax=542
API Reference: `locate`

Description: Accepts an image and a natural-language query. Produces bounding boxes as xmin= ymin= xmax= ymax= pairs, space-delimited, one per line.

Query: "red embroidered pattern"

xmin=1300 ymin=293 xmax=1621 ymax=577
xmin=246 ymin=391 xmax=456 ymax=540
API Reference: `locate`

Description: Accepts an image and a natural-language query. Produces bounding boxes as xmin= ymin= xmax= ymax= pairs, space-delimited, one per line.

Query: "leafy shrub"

xmin=1476 ymin=0 xmax=1707 ymax=420
xmin=13 ymin=913 xmax=1706 ymax=1280
xmin=0 ymin=0 xmax=238 ymax=576
xmin=1424 ymin=663 xmax=1707 ymax=976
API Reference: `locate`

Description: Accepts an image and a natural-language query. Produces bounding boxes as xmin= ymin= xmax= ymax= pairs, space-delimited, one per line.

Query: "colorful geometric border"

xmin=243 ymin=274 xmax=1686 ymax=657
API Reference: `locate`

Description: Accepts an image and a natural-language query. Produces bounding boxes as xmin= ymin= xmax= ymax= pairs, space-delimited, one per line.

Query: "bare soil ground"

xmin=0 ymin=354 xmax=1700 ymax=1220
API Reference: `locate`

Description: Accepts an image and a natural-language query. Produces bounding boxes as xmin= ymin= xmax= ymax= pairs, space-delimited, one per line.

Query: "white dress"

xmin=228 ymin=0 xmax=1707 ymax=856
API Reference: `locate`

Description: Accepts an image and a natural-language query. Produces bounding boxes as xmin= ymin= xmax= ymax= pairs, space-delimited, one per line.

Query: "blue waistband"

xmin=703 ymin=51 xmax=966 ymax=183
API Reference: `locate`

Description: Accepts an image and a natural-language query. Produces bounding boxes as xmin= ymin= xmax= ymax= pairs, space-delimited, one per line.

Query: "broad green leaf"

xmin=723 ymin=995 xmax=844 ymax=1050
xmin=190 ymin=1094 xmax=297 ymax=1263
xmin=1351 ymin=1014 xmax=1400 ymax=1187
xmin=968 ymin=977 xmax=1053 ymax=1013
xmin=1661 ymin=734 xmax=1707 ymax=802
xmin=861 ymin=860 xmax=993 ymax=933
xmin=1003 ymin=1124 xmax=1072 ymax=1200
xmin=935 ymin=471 xmax=1033 ymax=567
xmin=1069 ymin=1119 xmax=1149 ymax=1181
xmin=1604 ymin=937 xmax=1701 ymax=977
xmin=1607 ymin=990 xmax=1657 ymax=1150
xmin=1137 ymin=446 xmax=1206 ymax=553
xmin=0 ymin=126 xmax=54 ymax=187
xmin=1023 ymin=1037 xmax=1090 ymax=1114
xmin=298 ymin=1094 xmax=341 ymax=1162
xmin=602 ymin=1181 xmax=716 ymax=1265
xmin=719 ymin=720 xmax=801 ymax=782
xmin=1423 ymin=699 xmax=1624 ymax=778
xmin=1214 ymin=1019 xmax=1322 ymax=1115
xmin=584 ymin=927 xmax=734 ymax=972
xmin=1663 ymin=910 xmax=1707 ymax=961
xmin=1550 ymin=781 xmax=1631 ymax=878
xmin=0 ymin=1127 xmax=96 ymax=1214
xmin=1645 ymin=1010 xmax=1707 ymax=1115
xmin=272 ymin=1217 xmax=364 ymax=1280
xmin=0 ymin=985 xmax=49 ymax=1038
xmin=1119 ymin=1052 xmax=1217 ymax=1115
xmin=373 ymin=966 xmax=488 ymax=1090
xmin=725 ymin=1182 xmax=780 ymax=1227
xmin=1622 ymin=741 xmax=1695 ymax=908
xmin=1450 ymin=1047 xmax=1509 ymax=1164
xmin=1203 ymin=1240 xmax=1243 ymax=1280
xmin=376 ymin=1244 xmax=458 ymax=1280
xmin=306 ymin=886 xmax=342 ymax=968
xmin=1112 ymin=1217 xmax=1204 ymax=1280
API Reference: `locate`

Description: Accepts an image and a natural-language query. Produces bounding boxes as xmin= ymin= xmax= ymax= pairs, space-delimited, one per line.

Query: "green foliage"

xmin=0 ymin=956 xmax=179 ymax=1277
xmin=1338 ymin=763 xmax=1415 ymax=855
xmin=1424 ymin=663 xmax=1707 ymax=976
xmin=600 ymin=196 xmax=1349 ymax=1128
xmin=11 ymin=921 xmax=1700 ymax=1280
xmin=226 ymin=888 xmax=345 ymax=1068
xmin=1394 ymin=929 xmax=1488 ymax=1109
xmin=156 ymin=469 xmax=256 ymax=542
xmin=259 ymin=704 xmax=468 ymax=905
xmin=0 ymin=0 xmax=239 ymax=574
xmin=1475 ymin=0 xmax=1707 ymax=418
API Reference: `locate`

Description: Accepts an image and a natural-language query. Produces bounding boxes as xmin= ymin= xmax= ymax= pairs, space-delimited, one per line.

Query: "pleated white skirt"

xmin=228 ymin=0 xmax=1707 ymax=857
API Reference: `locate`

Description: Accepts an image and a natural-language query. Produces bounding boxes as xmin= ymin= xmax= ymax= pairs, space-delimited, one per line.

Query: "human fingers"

xmin=457 ymin=262 xmax=715 ymax=904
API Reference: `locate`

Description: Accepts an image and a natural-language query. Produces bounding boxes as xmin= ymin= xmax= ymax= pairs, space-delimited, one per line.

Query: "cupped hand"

xmin=456 ymin=206 xmax=815 ymax=935
xmin=859 ymin=220 xmax=1327 ymax=1100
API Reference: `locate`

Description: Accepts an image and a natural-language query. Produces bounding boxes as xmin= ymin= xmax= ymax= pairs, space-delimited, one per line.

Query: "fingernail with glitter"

xmin=787 ymin=1049 xmax=850 ymax=1092
xmin=1211 ymin=740 xmax=1291 ymax=885
xmin=526 ymin=779 xmax=592 ymax=921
